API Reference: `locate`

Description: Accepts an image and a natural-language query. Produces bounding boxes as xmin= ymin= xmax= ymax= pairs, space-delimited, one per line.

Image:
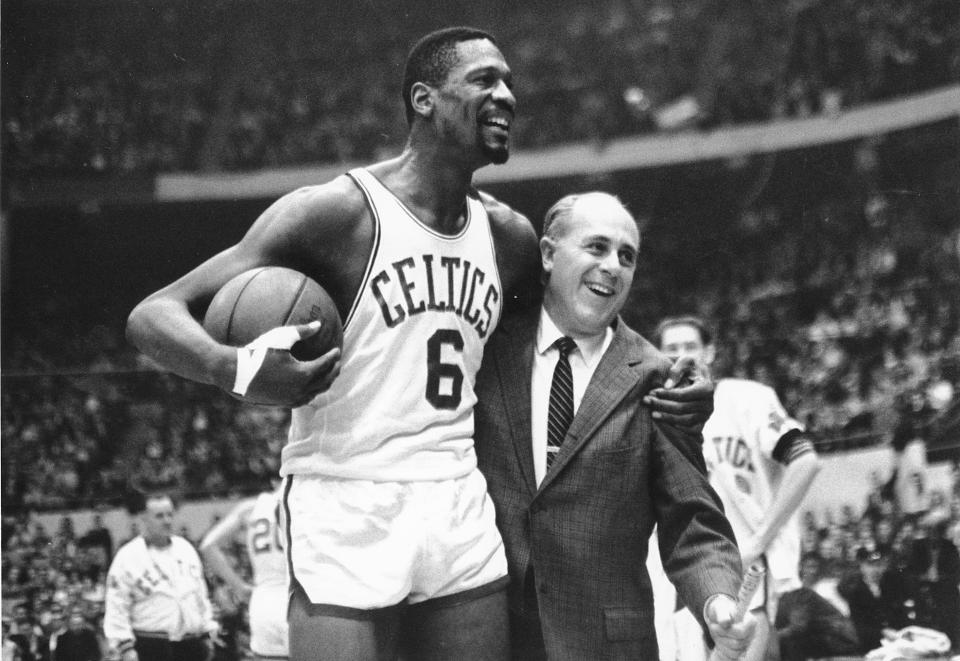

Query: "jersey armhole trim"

xmin=280 ymin=476 xmax=295 ymax=588
xmin=477 ymin=196 xmax=504 ymax=337
xmin=343 ymin=169 xmax=383 ymax=331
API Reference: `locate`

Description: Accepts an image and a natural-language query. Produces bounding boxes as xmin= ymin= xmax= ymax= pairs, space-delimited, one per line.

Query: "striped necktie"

xmin=546 ymin=336 xmax=576 ymax=471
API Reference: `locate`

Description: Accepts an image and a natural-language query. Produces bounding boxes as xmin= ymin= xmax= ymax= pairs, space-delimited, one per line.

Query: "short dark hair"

xmin=654 ymin=315 xmax=713 ymax=348
xmin=125 ymin=485 xmax=176 ymax=515
xmin=402 ymin=26 xmax=498 ymax=125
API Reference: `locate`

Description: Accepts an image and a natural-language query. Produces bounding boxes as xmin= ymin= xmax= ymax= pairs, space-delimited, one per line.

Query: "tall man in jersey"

xmin=126 ymin=27 xmax=711 ymax=660
xmin=653 ymin=316 xmax=822 ymax=661
xmin=200 ymin=482 xmax=288 ymax=660
xmin=473 ymin=193 xmax=754 ymax=661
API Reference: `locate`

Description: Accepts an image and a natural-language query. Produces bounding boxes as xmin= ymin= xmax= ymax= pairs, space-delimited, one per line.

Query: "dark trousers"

xmin=134 ymin=637 xmax=210 ymax=661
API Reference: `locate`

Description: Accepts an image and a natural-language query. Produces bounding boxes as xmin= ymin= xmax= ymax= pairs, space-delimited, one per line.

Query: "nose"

xmin=599 ymin=249 xmax=621 ymax=273
xmin=493 ymin=79 xmax=516 ymax=112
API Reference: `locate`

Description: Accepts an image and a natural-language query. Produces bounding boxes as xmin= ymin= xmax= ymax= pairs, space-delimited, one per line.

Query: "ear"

xmin=539 ymin=235 xmax=555 ymax=275
xmin=410 ymin=82 xmax=434 ymax=120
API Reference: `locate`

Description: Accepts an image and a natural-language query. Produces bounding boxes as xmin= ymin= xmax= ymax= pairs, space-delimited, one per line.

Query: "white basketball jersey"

xmin=246 ymin=490 xmax=286 ymax=589
xmin=281 ymin=168 xmax=503 ymax=481
xmin=703 ymin=378 xmax=803 ymax=582
xmin=245 ymin=489 xmax=288 ymax=658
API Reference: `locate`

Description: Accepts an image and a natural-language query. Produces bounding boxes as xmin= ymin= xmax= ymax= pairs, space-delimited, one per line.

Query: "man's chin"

xmin=483 ymin=145 xmax=510 ymax=165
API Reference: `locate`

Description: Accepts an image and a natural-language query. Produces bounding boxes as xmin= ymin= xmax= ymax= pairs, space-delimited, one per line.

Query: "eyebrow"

xmin=468 ymin=64 xmax=511 ymax=79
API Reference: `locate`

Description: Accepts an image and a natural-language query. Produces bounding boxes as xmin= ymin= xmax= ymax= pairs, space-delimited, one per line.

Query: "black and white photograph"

xmin=2 ymin=1 xmax=959 ymax=659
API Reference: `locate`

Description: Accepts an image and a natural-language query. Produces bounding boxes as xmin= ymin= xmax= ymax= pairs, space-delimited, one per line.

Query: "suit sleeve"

xmin=651 ymin=417 xmax=742 ymax=632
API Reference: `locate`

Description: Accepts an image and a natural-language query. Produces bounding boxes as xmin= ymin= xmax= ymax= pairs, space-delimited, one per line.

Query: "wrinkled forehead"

xmin=568 ymin=194 xmax=638 ymax=244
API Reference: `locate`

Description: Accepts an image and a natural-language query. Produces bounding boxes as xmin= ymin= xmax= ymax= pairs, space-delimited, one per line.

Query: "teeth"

xmin=588 ymin=283 xmax=614 ymax=296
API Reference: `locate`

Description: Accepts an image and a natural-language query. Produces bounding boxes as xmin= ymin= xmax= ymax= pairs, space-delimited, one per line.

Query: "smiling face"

xmin=430 ymin=38 xmax=515 ymax=166
xmin=541 ymin=193 xmax=639 ymax=339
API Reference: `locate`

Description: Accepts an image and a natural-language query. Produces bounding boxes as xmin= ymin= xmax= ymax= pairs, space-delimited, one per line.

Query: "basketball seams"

xmin=205 ymin=266 xmax=342 ymax=363
xmin=225 ymin=267 xmax=269 ymax=345
xmin=281 ymin=275 xmax=310 ymax=327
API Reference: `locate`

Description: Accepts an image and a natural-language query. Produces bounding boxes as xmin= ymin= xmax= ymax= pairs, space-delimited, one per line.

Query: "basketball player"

xmin=649 ymin=316 xmax=822 ymax=661
xmin=200 ymin=482 xmax=288 ymax=660
xmin=127 ymin=27 xmax=711 ymax=660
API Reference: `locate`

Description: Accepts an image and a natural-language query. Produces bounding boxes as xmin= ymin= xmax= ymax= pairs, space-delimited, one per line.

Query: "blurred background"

xmin=2 ymin=0 xmax=959 ymax=658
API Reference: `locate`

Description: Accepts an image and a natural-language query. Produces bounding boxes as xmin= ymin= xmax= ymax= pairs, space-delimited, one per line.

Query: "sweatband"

xmin=231 ymin=325 xmax=313 ymax=396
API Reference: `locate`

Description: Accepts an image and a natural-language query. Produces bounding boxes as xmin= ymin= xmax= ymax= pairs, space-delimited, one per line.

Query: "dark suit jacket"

xmin=474 ymin=310 xmax=742 ymax=660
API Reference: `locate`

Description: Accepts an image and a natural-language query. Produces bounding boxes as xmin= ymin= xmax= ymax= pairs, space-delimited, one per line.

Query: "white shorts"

xmin=283 ymin=469 xmax=507 ymax=609
xmin=249 ymin=583 xmax=289 ymax=658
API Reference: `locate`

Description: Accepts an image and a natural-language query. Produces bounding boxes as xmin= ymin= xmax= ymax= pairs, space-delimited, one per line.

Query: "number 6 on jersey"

xmin=426 ymin=329 xmax=464 ymax=409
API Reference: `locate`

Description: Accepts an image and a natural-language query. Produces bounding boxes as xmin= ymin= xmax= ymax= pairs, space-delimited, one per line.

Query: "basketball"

xmin=203 ymin=267 xmax=343 ymax=361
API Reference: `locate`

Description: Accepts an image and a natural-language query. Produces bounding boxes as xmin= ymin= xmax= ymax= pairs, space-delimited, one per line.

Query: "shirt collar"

xmin=536 ymin=306 xmax=611 ymax=369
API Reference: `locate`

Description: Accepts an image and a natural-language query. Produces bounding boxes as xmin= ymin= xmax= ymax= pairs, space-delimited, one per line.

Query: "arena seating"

xmin=3 ymin=0 xmax=957 ymax=175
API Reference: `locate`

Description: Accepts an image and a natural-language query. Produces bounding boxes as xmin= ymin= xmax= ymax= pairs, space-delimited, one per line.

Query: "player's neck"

xmin=144 ymin=534 xmax=172 ymax=548
xmin=377 ymin=148 xmax=476 ymax=233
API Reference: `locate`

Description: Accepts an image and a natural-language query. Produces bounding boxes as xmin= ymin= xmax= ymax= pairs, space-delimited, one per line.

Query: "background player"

xmin=651 ymin=316 xmax=822 ymax=661
xmin=126 ymin=26 xmax=712 ymax=661
xmin=200 ymin=482 xmax=288 ymax=660
xmin=104 ymin=489 xmax=218 ymax=661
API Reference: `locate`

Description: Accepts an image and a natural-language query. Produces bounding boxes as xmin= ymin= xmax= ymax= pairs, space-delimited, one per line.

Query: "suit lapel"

xmin=536 ymin=319 xmax=645 ymax=494
xmin=494 ymin=310 xmax=539 ymax=495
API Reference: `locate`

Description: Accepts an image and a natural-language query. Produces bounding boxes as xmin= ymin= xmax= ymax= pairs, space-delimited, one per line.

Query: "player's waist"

xmin=133 ymin=630 xmax=209 ymax=642
xmin=280 ymin=444 xmax=478 ymax=482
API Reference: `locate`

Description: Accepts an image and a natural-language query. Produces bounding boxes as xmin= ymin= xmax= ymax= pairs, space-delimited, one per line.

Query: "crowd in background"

xmin=791 ymin=462 xmax=960 ymax=654
xmin=3 ymin=462 xmax=958 ymax=659
xmin=2 ymin=0 xmax=959 ymax=657
xmin=1 ymin=376 xmax=288 ymax=511
xmin=0 ymin=508 xmax=254 ymax=660
xmin=3 ymin=124 xmax=959 ymax=510
xmin=3 ymin=0 xmax=958 ymax=175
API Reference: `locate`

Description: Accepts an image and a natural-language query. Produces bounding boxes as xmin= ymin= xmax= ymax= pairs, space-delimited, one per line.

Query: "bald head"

xmin=542 ymin=192 xmax=635 ymax=243
xmin=540 ymin=192 xmax=639 ymax=339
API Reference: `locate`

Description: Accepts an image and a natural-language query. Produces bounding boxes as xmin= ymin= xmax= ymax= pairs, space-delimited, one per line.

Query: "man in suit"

xmin=474 ymin=192 xmax=754 ymax=660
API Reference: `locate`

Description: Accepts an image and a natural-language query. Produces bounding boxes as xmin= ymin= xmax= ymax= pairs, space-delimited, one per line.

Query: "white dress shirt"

xmin=531 ymin=307 xmax=613 ymax=486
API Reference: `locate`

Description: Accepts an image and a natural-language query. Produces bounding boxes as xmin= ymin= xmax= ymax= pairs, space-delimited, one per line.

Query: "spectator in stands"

xmin=3 ymin=619 xmax=21 ymax=661
xmin=78 ymin=516 xmax=112 ymax=564
xmin=874 ymin=516 xmax=896 ymax=558
xmin=9 ymin=618 xmax=50 ymax=661
xmin=838 ymin=548 xmax=915 ymax=653
xmin=775 ymin=553 xmax=860 ymax=661
xmin=909 ymin=514 xmax=960 ymax=647
xmin=48 ymin=609 xmax=100 ymax=661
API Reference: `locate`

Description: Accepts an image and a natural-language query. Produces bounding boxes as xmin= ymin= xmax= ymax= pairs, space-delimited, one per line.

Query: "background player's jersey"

xmin=282 ymin=168 xmax=503 ymax=481
xmin=703 ymin=378 xmax=803 ymax=582
xmin=245 ymin=489 xmax=288 ymax=657
xmin=246 ymin=490 xmax=286 ymax=589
